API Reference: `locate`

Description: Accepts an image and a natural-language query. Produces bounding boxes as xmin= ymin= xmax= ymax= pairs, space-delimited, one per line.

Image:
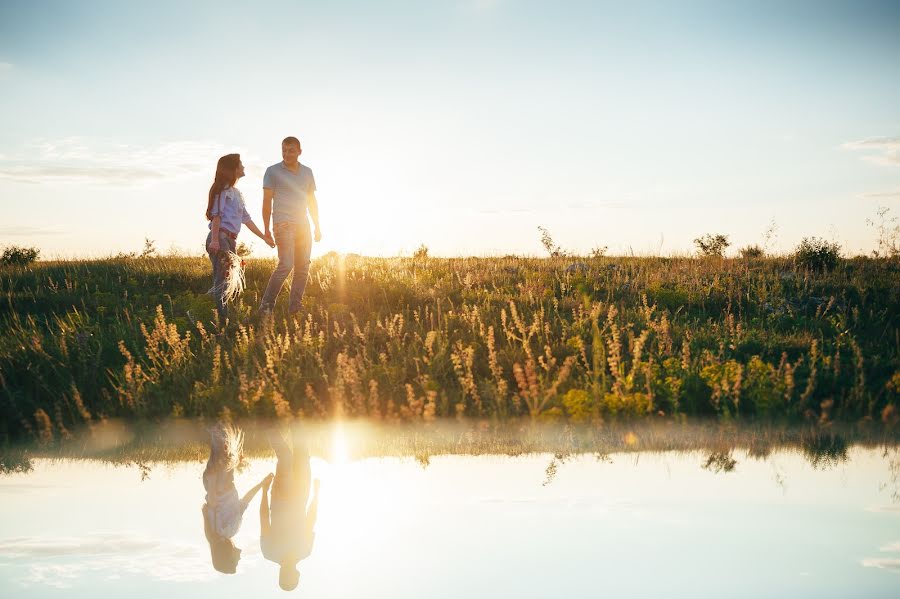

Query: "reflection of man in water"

xmin=260 ymin=428 xmax=320 ymax=591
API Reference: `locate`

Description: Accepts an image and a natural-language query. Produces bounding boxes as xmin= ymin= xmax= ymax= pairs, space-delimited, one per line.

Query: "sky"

xmin=0 ymin=0 xmax=898 ymax=258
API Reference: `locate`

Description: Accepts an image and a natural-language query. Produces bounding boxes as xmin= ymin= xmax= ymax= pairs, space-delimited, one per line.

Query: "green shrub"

xmin=700 ymin=360 xmax=743 ymax=417
xmin=140 ymin=237 xmax=157 ymax=258
xmin=1 ymin=245 xmax=40 ymax=267
xmin=743 ymin=356 xmax=787 ymax=417
xmin=236 ymin=242 xmax=253 ymax=257
xmin=538 ymin=226 xmax=568 ymax=258
xmin=794 ymin=237 xmax=840 ymax=271
xmin=740 ymin=245 xmax=764 ymax=259
xmin=694 ymin=234 xmax=730 ymax=257
xmin=562 ymin=389 xmax=592 ymax=422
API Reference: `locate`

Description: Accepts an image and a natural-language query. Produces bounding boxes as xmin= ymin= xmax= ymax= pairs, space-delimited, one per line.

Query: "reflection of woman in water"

xmin=260 ymin=427 xmax=320 ymax=591
xmin=202 ymin=424 xmax=272 ymax=574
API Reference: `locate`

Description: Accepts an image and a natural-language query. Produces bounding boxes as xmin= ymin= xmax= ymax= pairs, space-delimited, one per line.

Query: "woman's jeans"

xmin=260 ymin=221 xmax=312 ymax=313
xmin=206 ymin=230 xmax=237 ymax=320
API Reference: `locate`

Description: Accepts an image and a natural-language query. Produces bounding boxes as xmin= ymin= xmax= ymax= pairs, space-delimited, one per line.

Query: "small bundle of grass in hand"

xmin=218 ymin=251 xmax=245 ymax=304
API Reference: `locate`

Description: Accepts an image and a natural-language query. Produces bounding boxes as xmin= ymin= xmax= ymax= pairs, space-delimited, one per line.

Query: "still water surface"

xmin=1 ymin=444 xmax=899 ymax=598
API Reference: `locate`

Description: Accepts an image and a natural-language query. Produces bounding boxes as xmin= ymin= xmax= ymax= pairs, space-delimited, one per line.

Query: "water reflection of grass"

xmin=801 ymin=432 xmax=849 ymax=469
xmin=1 ymin=420 xmax=898 ymax=477
xmin=702 ymin=452 xmax=738 ymax=473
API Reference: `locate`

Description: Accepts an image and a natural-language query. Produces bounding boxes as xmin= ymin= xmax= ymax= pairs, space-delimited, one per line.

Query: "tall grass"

xmin=1 ymin=253 xmax=898 ymax=441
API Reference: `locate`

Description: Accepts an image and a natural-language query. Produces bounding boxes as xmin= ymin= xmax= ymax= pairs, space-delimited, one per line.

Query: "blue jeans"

xmin=206 ymin=230 xmax=236 ymax=320
xmin=267 ymin=429 xmax=311 ymax=503
xmin=260 ymin=221 xmax=312 ymax=313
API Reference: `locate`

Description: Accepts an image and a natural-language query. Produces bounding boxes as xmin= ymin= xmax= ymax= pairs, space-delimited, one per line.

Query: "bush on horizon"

xmin=694 ymin=234 xmax=731 ymax=257
xmin=740 ymin=245 xmax=765 ymax=259
xmin=794 ymin=237 xmax=841 ymax=271
xmin=1 ymin=245 xmax=40 ymax=267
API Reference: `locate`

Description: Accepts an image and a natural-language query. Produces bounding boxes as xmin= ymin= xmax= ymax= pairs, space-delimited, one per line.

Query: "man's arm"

xmin=308 ymin=191 xmax=321 ymax=242
xmin=259 ymin=479 xmax=272 ymax=536
xmin=306 ymin=479 xmax=320 ymax=530
xmin=202 ymin=505 xmax=215 ymax=541
xmin=261 ymin=188 xmax=274 ymax=236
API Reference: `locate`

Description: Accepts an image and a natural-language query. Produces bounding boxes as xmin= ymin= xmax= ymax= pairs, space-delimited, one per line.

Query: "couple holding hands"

xmin=202 ymin=423 xmax=319 ymax=591
xmin=204 ymin=136 xmax=321 ymax=321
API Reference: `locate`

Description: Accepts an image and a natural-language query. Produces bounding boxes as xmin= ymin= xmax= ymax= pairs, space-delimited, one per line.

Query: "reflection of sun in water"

xmin=330 ymin=422 xmax=350 ymax=465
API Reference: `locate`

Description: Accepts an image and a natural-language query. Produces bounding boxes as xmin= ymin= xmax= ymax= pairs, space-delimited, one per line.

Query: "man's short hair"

xmin=282 ymin=136 xmax=301 ymax=149
xmin=279 ymin=564 xmax=299 ymax=590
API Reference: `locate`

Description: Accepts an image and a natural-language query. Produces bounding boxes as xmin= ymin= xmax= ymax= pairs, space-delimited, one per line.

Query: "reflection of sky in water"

xmin=1 ymin=448 xmax=899 ymax=598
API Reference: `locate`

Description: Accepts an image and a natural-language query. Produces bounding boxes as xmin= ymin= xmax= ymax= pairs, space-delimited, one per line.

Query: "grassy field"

xmin=1 ymin=253 xmax=898 ymax=442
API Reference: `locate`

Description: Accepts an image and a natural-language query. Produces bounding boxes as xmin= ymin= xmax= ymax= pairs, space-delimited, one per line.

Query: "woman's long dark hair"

xmin=206 ymin=154 xmax=241 ymax=220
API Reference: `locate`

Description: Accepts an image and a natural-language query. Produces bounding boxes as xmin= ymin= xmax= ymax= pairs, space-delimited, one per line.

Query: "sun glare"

xmin=329 ymin=422 xmax=350 ymax=465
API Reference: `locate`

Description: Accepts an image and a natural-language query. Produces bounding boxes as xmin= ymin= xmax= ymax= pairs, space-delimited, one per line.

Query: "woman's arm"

xmin=241 ymin=473 xmax=274 ymax=508
xmin=202 ymin=504 xmax=217 ymax=542
xmin=209 ymin=216 xmax=222 ymax=252
xmin=244 ymin=221 xmax=275 ymax=248
xmin=240 ymin=481 xmax=263 ymax=508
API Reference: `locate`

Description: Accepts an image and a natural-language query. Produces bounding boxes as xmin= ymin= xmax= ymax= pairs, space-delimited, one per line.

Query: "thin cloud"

xmin=477 ymin=207 xmax=537 ymax=215
xmin=845 ymin=136 xmax=900 ymax=148
xmin=0 ymin=225 xmax=65 ymax=236
xmin=462 ymin=0 xmax=505 ymax=14
xmin=0 ymin=534 xmax=158 ymax=557
xmin=0 ymin=483 xmax=59 ymax=494
xmin=861 ymin=557 xmax=900 ymax=571
xmin=0 ymin=533 xmax=216 ymax=587
xmin=860 ymin=190 xmax=900 ymax=201
xmin=0 ymin=137 xmax=229 ymax=186
xmin=0 ymin=165 xmax=166 ymax=185
xmin=866 ymin=504 xmax=900 ymax=513
xmin=843 ymin=136 xmax=900 ymax=166
xmin=565 ymin=200 xmax=628 ymax=210
xmin=476 ymin=199 xmax=627 ymax=215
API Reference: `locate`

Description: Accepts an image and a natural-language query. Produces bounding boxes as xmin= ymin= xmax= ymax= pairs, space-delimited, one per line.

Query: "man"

xmin=259 ymin=136 xmax=322 ymax=315
xmin=260 ymin=428 xmax=320 ymax=591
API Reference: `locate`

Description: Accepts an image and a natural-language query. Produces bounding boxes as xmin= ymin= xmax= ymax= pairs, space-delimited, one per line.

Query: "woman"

xmin=206 ymin=153 xmax=273 ymax=322
xmin=202 ymin=423 xmax=272 ymax=574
